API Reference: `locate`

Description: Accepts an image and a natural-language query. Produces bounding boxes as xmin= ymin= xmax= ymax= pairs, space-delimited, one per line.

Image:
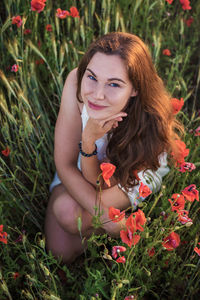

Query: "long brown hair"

xmin=76 ymin=32 xmax=183 ymax=190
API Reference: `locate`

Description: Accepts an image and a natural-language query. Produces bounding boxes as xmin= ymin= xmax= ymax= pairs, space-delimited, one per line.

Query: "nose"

xmin=94 ymin=83 xmax=105 ymax=100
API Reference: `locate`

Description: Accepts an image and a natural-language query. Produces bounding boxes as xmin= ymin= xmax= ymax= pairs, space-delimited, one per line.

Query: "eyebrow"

xmin=86 ymin=68 xmax=126 ymax=84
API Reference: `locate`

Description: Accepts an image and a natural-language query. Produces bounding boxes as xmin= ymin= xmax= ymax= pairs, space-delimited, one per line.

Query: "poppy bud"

xmin=185 ymin=222 xmax=193 ymax=227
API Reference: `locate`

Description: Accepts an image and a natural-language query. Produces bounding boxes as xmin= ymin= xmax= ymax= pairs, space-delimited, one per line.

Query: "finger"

xmin=88 ymin=118 xmax=105 ymax=129
xmin=115 ymin=117 xmax=123 ymax=122
xmin=99 ymin=116 xmax=125 ymax=128
xmin=90 ymin=113 xmax=126 ymax=129
xmin=103 ymin=120 xmax=116 ymax=131
xmin=112 ymin=121 xmax=118 ymax=128
xmin=103 ymin=112 xmax=127 ymax=122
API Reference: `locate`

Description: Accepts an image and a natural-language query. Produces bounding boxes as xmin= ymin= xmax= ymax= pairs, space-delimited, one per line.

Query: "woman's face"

xmin=80 ymin=52 xmax=137 ymax=119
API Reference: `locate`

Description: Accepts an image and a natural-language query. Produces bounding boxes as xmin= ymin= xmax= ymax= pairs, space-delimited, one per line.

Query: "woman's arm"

xmin=80 ymin=115 xmax=127 ymax=187
xmin=80 ymin=135 xmax=102 ymax=187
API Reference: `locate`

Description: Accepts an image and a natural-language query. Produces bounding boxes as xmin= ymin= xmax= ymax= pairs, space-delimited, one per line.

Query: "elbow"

xmin=54 ymin=153 xmax=77 ymax=175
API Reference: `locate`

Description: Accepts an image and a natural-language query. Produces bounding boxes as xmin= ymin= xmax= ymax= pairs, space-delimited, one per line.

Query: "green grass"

xmin=0 ymin=0 xmax=200 ymax=299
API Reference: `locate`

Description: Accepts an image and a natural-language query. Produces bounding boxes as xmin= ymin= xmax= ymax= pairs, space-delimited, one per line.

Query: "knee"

xmin=52 ymin=195 xmax=80 ymax=234
xmin=46 ymin=243 xmax=76 ymax=264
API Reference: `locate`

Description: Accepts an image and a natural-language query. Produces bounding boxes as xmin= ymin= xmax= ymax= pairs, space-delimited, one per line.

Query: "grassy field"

xmin=0 ymin=0 xmax=200 ymax=299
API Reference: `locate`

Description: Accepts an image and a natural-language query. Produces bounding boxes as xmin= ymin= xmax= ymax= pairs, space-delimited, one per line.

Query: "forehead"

xmin=87 ymin=52 xmax=129 ymax=79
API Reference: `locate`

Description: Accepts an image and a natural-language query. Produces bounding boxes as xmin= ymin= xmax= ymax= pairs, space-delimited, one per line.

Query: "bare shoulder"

xmin=61 ymin=68 xmax=78 ymax=106
xmin=61 ymin=68 xmax=83 ymax=113
xmin=54 ymin=68 xmax=82 ymax=167
xmin=66 ymin=67 xmax=77 ymax=82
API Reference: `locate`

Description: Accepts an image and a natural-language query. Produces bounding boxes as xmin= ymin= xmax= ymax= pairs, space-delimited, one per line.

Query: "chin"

xmin=86 ymin=103 xmax=121 ymax=120
xmin=87 ymin=109 xmax=108 ymax=120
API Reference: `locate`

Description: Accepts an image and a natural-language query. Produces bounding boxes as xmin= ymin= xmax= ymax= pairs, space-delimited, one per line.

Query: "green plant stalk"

xmin=123 ymin=243 xmax=137 ymax=279
xmin=147 ymin=189 xmax=163 ymax=217
xmin=183 ymin=259 xmax=200 ymax=298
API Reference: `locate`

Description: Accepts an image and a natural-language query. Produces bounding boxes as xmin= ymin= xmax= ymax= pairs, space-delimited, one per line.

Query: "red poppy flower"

xmin=179 ymin=0 xmax=191 ymax=10
xmin=14 ymin=230 xmax=25 ymax=243
xmin=194 ymin=243 xmax=200 ymax=256
xmin=11 ymin=64 xmax=19 ymax=72
xmin=194 ymin=126 xmax=200 ymax=136
xmin=139 ymin=182 xmax=152 ymax=198
xmin=35 ymin=58 xmax=44 ymax=65
xmin=165 ymin=260 xmax=169 ymax=267
xmin=181 ymin=240 xmax=188 ymax=245
xmin=133 ymin=170 xmax=140 ymax=182
xmin=162 ymin=232 xmax=180 ymax=251
xmin=185 ymin=16 xmax=194 ymax=27
xmin=24 ymin=29 xmax=31 ymax=35
xmin=112 ymin=245 xmax=126 ymax=259
xmin=13 ymin=272 xmax=20 ymax=280
xmin=179 ymin=162 xmax=196 ymax=173
xmin=124 ymin=296 xmax=135 ymax=300
xmin=177 ymin=210 xmax=192 ymax=224
xmin=166 ymin=0 xmax=173 ymax=4
xmin=56 ymin=8 xmax=70 ymax=19
xmin=46 ymin=24 xmax=52 ymax=32
xmin=31 ymin=0 xmax=46 ymax=13
xmin=100 ymin=163 xmax=116 ymax=187
xmin=109 ymin=207 xmax=125 ymax=223
xmin=162 ymin=49 xmax=171 ymax=56
xmin=168 ymin=193 xmax=185 ymax=212
xmin=1 ymin=146 xmax=10 ymax=156
xmin=120 ymin=229 xmax=140 ymax=247
xmin=171 ymin=98 xmax=184 ymax=114
xmin=69 ymin=7 xmax=80 ymax=18
xmin=116 ymin=256 xmax=126 ymax=263
xmin=171 ymin=139 xmax=189 ymax=165
xmin=120 ymin=229 xmax=133 ymax=247
xmin=126 ymin=209 xmax=147 ymax=233
xmin=12 ymin=16 xmax=22 ymax=28
xmin=148 ymin=247 xmax=155 ymax=257
xmin=0 ymin=225 xmax=8 ymax=244
xmin=181 ymin=184 xmax=199 ymax=202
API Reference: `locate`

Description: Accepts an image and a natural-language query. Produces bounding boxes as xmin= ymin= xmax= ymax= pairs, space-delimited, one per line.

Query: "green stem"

xmin=123 ymin=243 xmax=136 ymax=279
xmin=183 ymin=259 xmax=200 ymax=298
xmin=147 ymin=190 xmax=163 ymax=217
xmin=95 ymin=174 xmax=102 ymax=216
xmin=97 ymin=174 xmax=102 ymax=217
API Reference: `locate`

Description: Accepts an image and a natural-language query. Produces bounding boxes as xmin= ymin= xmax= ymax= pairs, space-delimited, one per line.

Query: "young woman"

xmin=45 ymin=32 xmax=181 ymax=263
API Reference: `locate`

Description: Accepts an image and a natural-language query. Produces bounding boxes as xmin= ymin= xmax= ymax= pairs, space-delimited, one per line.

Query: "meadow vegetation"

xmin=0 ymin=0 xmax=200 ymax=299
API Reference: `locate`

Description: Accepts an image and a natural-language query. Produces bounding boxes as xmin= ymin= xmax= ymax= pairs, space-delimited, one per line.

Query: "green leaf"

xmin=0 ymin=18 xmax=12 ymax=36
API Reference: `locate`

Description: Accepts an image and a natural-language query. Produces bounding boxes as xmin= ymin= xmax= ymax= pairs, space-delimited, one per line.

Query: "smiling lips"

xmin=88 ymin=100 xmax=107 ymax=110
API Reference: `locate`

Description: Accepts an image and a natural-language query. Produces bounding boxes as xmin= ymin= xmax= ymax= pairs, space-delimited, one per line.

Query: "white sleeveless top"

xmin=50 ymin=104 xmax=170 ymax=208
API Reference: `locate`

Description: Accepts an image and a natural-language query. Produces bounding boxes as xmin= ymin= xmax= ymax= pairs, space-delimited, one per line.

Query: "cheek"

xmin=81 ymin=78 xmax=95 ymax=95
xmin=107 ymin=89 xmax=130 ymax=106
xmin=106 ymin=87 xmax=120 ymax=99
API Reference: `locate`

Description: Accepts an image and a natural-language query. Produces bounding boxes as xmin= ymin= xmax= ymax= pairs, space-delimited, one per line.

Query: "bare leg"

xmin=44 ymin=184 xmax=94 ymax=263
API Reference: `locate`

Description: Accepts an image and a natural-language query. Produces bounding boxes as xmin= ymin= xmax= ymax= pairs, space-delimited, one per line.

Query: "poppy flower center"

xmin=127 ymin=229 xmax=133 ymax=240
xmin=188 ymin=186 xmax=194 ymax=192
xmin=171 ymin=239 xmax=177 ymax=247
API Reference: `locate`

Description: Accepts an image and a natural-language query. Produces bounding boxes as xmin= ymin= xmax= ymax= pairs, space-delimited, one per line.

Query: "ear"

xmin=131 ymin=88 xmax=138 ymax=97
